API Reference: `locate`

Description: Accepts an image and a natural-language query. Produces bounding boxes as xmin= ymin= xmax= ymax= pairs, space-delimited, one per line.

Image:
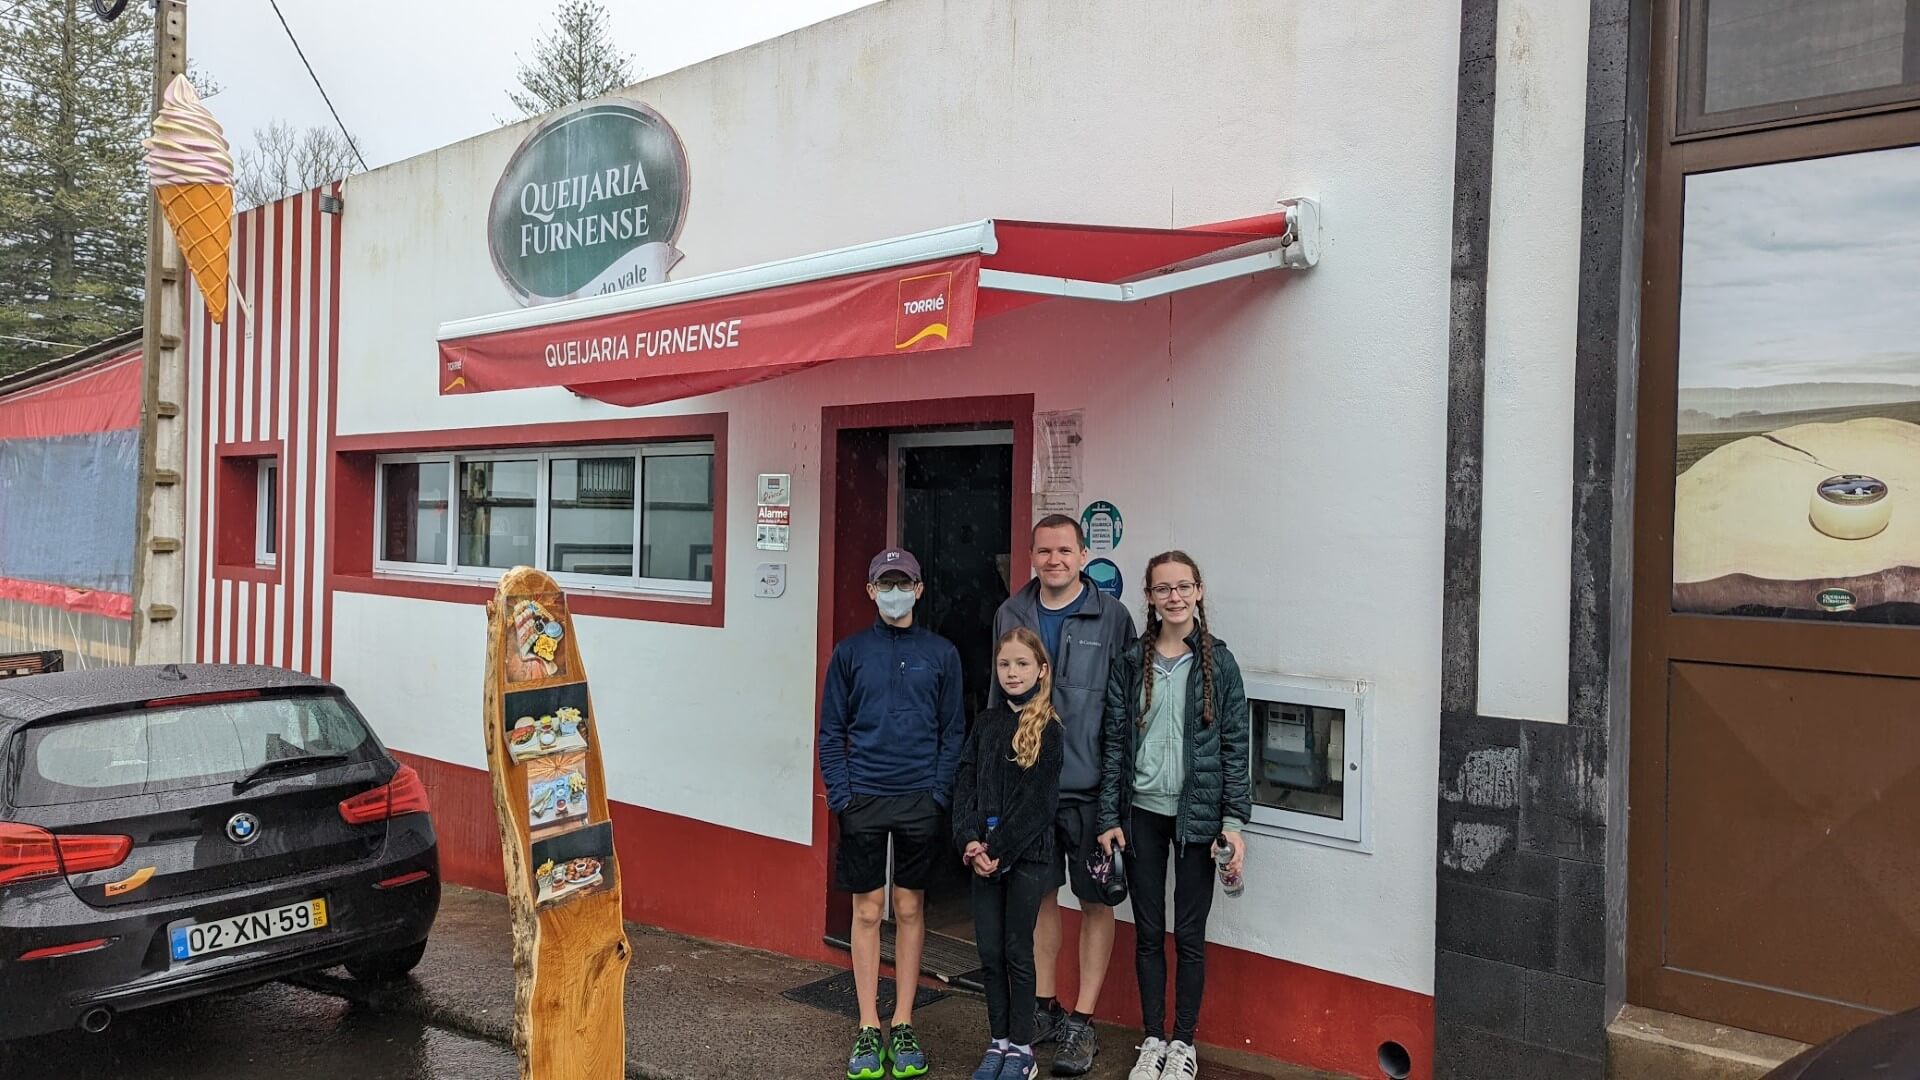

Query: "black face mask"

xmin=1007 ymin=683 xmax=1044 ymax=708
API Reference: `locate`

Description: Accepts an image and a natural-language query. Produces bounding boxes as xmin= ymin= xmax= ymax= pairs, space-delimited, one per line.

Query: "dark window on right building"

xmin=1682 ymin=0 xmax=1920 ymax=134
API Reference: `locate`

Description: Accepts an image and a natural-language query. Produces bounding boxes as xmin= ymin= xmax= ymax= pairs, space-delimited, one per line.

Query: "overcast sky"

xmin=1680 ymin=141 xmax=1920 ymax=389
xmin=188 ymin=0 xmax=877 ymax=170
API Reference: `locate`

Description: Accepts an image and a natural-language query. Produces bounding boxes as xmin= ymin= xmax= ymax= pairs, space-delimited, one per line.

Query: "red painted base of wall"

xmin=398 ymin=751 xmax=1433 ymax=1079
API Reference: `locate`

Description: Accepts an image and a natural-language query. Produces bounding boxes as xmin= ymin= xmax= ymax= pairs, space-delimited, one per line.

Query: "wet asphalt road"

xmin=0 ymin=981 xmax=516 ymax=1079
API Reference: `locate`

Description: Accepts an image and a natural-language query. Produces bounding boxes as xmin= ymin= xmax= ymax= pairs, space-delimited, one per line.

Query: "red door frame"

xmin=814 ymin=394 xmax=1034 ymax=943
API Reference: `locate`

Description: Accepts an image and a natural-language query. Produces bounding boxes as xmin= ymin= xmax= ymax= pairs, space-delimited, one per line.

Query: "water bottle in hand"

xmin=1213 ymin=837 xmax=1244 ymax=897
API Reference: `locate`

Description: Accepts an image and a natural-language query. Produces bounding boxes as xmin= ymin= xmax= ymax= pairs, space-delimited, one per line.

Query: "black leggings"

xmin=971 ymin=858 xmax=1050 ymax=1044
xmin=1126 ymin=808 xmax=1217 ymax=1044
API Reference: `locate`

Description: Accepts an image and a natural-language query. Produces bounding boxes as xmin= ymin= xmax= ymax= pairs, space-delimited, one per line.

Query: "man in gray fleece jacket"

xmin=990 ymin=515 xmax=1137 ymax=1076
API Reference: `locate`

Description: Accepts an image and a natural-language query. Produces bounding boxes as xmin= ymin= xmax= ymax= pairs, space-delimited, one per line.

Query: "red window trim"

xmin=329 ymin=412 xmax=727 ymax=628
xmin=213 ymin=441 xmax=283 ymax=585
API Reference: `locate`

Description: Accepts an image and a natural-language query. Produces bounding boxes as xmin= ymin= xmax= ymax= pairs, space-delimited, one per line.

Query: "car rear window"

xmin=11 ymin=693 xmax=378 ymax=807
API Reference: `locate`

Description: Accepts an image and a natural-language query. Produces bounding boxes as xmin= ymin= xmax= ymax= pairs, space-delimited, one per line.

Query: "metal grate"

xmin=781 ymin=970 xmax=948 ymax=1020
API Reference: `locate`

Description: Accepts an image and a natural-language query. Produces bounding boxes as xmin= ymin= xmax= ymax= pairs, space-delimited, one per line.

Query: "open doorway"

xmin=890 ymin=431 xmax=1013 ymax=950
xmin=819 ymin=397 xmax=1031 ymax=985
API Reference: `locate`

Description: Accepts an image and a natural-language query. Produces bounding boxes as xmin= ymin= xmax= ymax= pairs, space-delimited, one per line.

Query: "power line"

xmin=1 ymin=334 xmax=87 ymax=350
xmin=264 ymin=0 xmax=369 ymax=173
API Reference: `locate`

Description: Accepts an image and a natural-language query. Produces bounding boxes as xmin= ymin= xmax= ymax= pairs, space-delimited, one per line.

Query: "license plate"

xmin=168 ymin=899 xmax=327 ymax=962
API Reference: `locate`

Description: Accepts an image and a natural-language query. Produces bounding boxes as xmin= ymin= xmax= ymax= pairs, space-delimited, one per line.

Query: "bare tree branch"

xmin=234 ymin=121 xmax=359 ymax=209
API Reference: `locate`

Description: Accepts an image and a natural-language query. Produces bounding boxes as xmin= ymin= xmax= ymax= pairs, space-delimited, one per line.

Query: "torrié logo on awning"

xmin=488 ymin=102 xmax=690 ymax=307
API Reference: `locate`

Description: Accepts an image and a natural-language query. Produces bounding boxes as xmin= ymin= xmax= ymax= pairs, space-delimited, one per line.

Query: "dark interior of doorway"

xmin=901 ymin=441 xmax=1013 ymax=952
xmin=820 ymin=421 xmax=1015 ymax=991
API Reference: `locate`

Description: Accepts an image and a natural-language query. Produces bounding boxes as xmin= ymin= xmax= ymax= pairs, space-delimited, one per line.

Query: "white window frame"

xmin=371 ymin=440 xmax=714 ymax=601
xmin=255 ymin=459 xmax=279 ymax=568
xmin=1240 ymin=671 xmax=1371 ymax=851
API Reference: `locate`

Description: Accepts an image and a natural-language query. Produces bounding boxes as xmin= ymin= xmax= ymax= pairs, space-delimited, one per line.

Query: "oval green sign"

xmin=1817 ymin=588 xmax=1857 ymax=612
xmin=488 ymin=103 xmax=691 ymax=306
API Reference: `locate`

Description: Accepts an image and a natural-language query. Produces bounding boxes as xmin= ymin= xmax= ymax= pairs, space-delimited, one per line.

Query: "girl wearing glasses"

xmin=1094 ymin=551 xmax=1251 ymax=1080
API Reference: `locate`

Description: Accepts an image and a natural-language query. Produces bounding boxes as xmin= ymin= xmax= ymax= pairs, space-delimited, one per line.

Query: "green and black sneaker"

xmin=887 ymin=1022 xmax=929 ymax=1078
xmin=848 ymin=1025 xmax=886 ymax=1080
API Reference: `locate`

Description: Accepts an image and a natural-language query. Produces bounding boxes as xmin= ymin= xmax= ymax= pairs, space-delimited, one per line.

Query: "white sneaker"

xmin=1162 ymin=1040 xmax=1199 ymax=1079
xmin=1128 ymin=1036 xmax=1168 ymax=1080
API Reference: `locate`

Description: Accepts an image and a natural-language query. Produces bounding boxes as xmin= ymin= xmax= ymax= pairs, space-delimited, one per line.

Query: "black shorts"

xmin=1046 ymin=796 xmax=1110 ymax=906
xmin=835 ymin=792 xmax=944 ymax=895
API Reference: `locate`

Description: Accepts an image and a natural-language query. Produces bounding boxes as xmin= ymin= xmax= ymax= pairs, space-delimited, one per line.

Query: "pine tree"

xmin=0 ymin=0 xmax=154 ymax=376
xmin=508 ymin=1 xmax=636 ymax=119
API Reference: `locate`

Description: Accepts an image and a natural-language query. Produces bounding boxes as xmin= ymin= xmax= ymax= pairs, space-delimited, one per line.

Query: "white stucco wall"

xmin=332 ymin=0 xmax=1460 ymax=996
xmin=1476 ymin=0 xmax=1590 ymax=724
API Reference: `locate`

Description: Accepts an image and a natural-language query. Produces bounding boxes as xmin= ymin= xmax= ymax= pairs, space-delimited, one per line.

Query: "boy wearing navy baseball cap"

xmin=819 ymin=547 xmax=965 ymax=1080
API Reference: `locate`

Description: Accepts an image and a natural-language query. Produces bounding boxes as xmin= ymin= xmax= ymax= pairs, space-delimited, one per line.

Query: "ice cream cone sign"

xmin=143 ymin=75 xmax=235 ymax=324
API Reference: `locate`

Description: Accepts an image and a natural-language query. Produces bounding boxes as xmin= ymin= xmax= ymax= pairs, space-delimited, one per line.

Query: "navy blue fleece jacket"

xmin=817 ymin=619 xmax=966 ymax=813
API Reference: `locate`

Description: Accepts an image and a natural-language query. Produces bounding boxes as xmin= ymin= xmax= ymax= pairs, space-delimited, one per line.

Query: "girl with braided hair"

xmin=1094 ymin=552 xmax=1251 ymax=1080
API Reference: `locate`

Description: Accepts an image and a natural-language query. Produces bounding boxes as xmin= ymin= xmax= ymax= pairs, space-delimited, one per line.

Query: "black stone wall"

xmin=1432 ymin=1 xmax=1646 ymax=1077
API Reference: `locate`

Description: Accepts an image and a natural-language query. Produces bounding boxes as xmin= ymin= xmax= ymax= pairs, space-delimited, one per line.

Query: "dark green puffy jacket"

xmin=1097 ymin=627 xmax=1252 ymax=845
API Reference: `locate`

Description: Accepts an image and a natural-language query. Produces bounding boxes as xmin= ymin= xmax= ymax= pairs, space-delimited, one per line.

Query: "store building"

xmin=0 ymin=330 xmax=142 ymax=665
xmin=164 ymin=2 xmax=1920 ymax=1077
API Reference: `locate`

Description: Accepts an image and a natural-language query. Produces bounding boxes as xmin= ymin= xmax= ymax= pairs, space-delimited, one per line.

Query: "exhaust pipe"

xmin=78 ymin=1007 xmax=112 ymax=1034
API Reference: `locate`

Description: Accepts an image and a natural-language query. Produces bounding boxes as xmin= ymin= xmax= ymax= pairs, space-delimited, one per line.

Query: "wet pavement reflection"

xmin=0 ymin=981 xmax=514 ymax=1079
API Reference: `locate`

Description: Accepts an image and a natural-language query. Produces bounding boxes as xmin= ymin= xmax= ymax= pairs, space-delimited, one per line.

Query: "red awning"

xmin=437 ymin=205 xmax=1319 ymax=408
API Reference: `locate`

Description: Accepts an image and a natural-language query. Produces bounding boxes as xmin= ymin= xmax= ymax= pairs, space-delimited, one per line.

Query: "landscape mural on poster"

xmin=1672 ymin=144 xmax=1920 ymax=622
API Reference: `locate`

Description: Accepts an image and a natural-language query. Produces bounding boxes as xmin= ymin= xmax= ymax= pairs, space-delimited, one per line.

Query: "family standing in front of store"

xmin=818 ymin=517 xmax=1252 ymax=1080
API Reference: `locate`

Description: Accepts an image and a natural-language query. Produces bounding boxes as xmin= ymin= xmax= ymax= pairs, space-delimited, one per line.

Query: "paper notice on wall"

xmin=756 ymin=524 xmax=790 ymax=551
xmin=1033 ymin=409 xmax=1084 ymax=494
xmin=1034 ymin=493 xmax=1079 ymax=519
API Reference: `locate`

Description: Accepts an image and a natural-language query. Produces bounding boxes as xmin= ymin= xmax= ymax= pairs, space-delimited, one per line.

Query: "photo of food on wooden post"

xmin=506 ymin=595 xmax=571 ymax=683
xmin=527 ymin=752 xmax=591 ymax=840
xmin=502 ymin=682 xmax=593 ymax=764
xmin=531 ymin=821 xmax=617 ymax=908
xmin=483 ymin=567 xmax=629 ymax=1080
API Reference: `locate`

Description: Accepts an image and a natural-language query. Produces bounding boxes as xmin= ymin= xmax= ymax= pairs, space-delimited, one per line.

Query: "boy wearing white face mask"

xmin=819 ymin=547 xmax=966 ymax=1080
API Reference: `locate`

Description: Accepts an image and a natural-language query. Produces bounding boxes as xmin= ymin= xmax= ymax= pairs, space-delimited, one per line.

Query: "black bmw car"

xmin=0 ymin=663 xmax=439 ymax=1040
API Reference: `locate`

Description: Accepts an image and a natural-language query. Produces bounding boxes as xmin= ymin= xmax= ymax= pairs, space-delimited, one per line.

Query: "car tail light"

xmin=19 ymin=938 xmax=111 ymax=961
xmin=338 ymin=764 xmax=431 ymax=826
xmin=0 ymin=824 xmax=133 ymax=887
xmin=143 ymin=689 xmax=261 ymax=709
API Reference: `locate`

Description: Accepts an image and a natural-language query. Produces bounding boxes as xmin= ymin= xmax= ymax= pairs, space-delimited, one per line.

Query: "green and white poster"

xmin=488 ymin=102 xmax=691 ymax=307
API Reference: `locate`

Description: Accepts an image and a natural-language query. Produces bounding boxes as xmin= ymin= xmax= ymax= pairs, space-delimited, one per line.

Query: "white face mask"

xmin=874 ymin=586 xmax=917 ymax=620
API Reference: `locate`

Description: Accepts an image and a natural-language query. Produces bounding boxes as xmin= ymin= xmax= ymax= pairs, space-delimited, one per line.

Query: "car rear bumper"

xmin=0 ymin=815 xmax=439 ymax=1040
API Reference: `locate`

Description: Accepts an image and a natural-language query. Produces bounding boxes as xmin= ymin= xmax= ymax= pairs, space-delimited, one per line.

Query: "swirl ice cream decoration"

xmin=143 ymin=75 xmax=234 ymax=323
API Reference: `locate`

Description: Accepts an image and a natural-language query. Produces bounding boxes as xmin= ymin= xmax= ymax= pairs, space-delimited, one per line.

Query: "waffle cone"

xmin=157 ymin=183 xmax=234 ymax=323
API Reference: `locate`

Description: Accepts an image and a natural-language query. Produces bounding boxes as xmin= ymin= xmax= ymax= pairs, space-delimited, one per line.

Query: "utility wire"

xmin=264 ymin=0 xmax=370 ymax=172
xmin=1 ymin=334 xmax=86 ymax=350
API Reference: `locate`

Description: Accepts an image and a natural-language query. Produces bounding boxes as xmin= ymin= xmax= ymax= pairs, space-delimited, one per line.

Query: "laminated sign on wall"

xmin=1033 ymin=409 xmax=1084 ymax=494
xmin=484 ymin=569 xmax=630 ymax=1080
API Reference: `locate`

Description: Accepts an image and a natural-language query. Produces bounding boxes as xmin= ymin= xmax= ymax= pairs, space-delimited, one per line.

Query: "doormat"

xmin=781 ymin=970 xmax=949 ymax=1020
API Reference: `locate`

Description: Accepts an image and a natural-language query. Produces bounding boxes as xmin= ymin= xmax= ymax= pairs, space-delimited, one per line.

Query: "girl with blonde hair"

xmin=951 ymin=626 xmax=1065 ymax=1080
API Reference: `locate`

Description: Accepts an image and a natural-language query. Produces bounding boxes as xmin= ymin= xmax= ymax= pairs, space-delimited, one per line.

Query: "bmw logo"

xmin=226 ymin=813 xmax=261 ymax=846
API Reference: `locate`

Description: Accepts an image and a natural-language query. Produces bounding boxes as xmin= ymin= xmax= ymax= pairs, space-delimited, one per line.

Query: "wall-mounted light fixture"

xmin=318 ymin=192 xmax=345 ymax=215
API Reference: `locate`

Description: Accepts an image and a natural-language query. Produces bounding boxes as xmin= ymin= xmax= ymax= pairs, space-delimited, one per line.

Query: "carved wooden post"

xmin=484 ymin=567 xmax=629 ymax=1079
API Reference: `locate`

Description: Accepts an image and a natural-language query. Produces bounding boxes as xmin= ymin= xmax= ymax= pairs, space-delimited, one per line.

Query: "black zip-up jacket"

xmin=1097 ymin=627 xmax=1252 ymax=845
xmin=991 ymin=575 xmax=1138 ymax=797
xmin=950 ymin=703 xmax=1063 ymax=866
